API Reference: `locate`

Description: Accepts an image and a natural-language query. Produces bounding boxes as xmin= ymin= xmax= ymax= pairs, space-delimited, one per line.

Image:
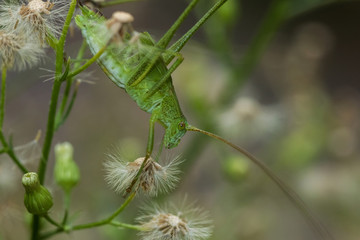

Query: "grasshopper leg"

xmin=127 ymin=50 xmax=162 ymax=87
xmin=144 ymin=53 xmax=184 ymax=99
xmin=124 ymin=113 xmax=157 ymax=196
xmin=126 ymin=0 xmax=199 ymax=87
xmin=164 ymin=0 xmax=229 ymax=64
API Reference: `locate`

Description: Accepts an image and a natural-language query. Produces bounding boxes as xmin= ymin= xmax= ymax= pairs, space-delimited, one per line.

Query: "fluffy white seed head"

xmin=104 ymin=152 xmax=182 ymax=196
xmin=0 ymin=31 xmax=44 ymax=70
xmin=0 ymin=0 xmax=69 ymax=44
xmin=137 ymin=202 xmax=213 ymax=240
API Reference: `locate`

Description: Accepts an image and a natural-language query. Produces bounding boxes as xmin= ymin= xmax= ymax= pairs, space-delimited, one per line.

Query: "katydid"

xmin=75 ymin=0 xmax=333 ymax=239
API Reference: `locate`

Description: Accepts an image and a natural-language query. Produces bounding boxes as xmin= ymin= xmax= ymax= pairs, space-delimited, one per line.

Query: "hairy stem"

xmin=37 ymin=79 xmax=62 ymax=184
xmin=57 ymin=40 xmax=87 ymax=127
xmin=33 ymin=1 xmax=78 ymax=239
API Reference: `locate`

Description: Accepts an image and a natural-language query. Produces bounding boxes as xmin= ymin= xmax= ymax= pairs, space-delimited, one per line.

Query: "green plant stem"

xmin=58 ymin=81 xmax=80 ymax=128
xmin=38 ymin=0 xmax=76 ymax=183
xmin=33 ymin=1 xmax=77 ymax=239
xmin=58 ymin=0 xmax=77 ymax=52
xmin=37 ymin=79 xmax=62 ymax=184
xmin=0 ymin=68 xmax=28 ymax=172
xmin=44 ymin=215 xmax=63 ymax=229
xmin=0 ymin=132 xmax=28 ymax=173
xmin=59 ymin=40 xmax=87 ymax=113
xmin=41 ymin=219 xmax=141 ymax=239
xmin=31 ymin=217 xmax=40 ymax=240
xmin=61 ymin=191 xmax=71 ymax=225
xmin=55 ymin=39 xmax=87 ymax=130
xmin=109 ymin=221 xmax=144 ymax=231
xmin=38 ymin=0 xmax=77 ymax=184
xmin=40 ymin=192 xmax=136 ymax=239
xmin=72 ymin=191 xmax=136 ymax=230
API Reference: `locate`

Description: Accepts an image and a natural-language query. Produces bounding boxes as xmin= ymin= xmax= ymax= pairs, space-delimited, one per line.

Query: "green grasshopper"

xmin=76 ymin=0 xmax=333 ymax=239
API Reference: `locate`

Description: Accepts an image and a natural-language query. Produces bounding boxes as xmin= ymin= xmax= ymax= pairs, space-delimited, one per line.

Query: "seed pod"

xmin=22 ymin=172 xmax=53 ymax=215
xmin=54 ymin=142 xmax=80 ymax=192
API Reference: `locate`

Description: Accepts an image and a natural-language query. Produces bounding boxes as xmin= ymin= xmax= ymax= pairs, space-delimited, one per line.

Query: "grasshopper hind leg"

xmin=144 ymin=52 xmax=184 ymax=99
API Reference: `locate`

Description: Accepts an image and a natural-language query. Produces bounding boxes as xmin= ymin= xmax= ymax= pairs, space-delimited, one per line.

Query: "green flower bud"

xmin=54 ymin=142 xmax=80 ymax=192
xmin=22 ymin=172 xmax=53 ymax=215
xmin=222 ymin=155 xmax=249 ymax=182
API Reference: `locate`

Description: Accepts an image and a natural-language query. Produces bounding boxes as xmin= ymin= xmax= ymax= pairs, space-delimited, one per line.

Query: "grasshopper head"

xmin=164 ymin=118 xmax=188 ymax=149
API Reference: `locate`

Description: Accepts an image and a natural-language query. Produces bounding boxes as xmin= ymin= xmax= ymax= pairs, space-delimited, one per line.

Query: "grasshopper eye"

xmin=178 ymin=122 xmax=185 ymax=130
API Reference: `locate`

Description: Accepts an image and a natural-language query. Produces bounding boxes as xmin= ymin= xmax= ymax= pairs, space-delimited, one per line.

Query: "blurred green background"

xmin=1 ymin=0 xmax=360 ymax=239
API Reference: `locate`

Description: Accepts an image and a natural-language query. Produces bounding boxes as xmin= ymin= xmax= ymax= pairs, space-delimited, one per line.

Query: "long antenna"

xmin=186 ymin=125 xmax=334 ymax=240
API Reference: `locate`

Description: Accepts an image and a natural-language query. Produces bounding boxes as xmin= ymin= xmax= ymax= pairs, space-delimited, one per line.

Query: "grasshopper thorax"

xmin=164 ymin=117 xmax=188 ymax=149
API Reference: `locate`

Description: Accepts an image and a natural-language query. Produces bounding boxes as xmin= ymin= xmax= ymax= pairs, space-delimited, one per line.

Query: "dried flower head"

xmin=0 ymin=31 xmax=44 ymax=70
xmin=106 ymin=11 xmax=135 ymax=39
xmin=104 ymin=152 xmax=182 ymax=196
xmin=0 ymin=0 xmax=68 ymax=44
xmin=137 ymin=201 xmax=212 ymax=240
xmin=76 ymin=8 xmax=140 ymax=51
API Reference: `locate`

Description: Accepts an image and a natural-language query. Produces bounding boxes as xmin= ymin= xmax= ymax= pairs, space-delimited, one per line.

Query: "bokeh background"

xmin=1 ymin=0 xmax=360 ymax=239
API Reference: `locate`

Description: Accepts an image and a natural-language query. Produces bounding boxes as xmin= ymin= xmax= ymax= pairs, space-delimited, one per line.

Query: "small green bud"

xmin=22 ymin=172 xmax=53 ymax=215
xmin=223 ymin=155 xmax=249 ymax=182
xmin=54 ymin=142 xmax=80 ymax=192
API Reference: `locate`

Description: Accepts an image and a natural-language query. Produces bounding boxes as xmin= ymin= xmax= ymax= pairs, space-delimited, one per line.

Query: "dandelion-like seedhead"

xmin=137 ymin=202 xmax=213 ymax=240
xmin=0 ymin=31 xmax=44 ymax=70
xmin=104 ymin=152 xmax=182 ymax=196
xmin=0 ymin=0 xmax=69 ymax=44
